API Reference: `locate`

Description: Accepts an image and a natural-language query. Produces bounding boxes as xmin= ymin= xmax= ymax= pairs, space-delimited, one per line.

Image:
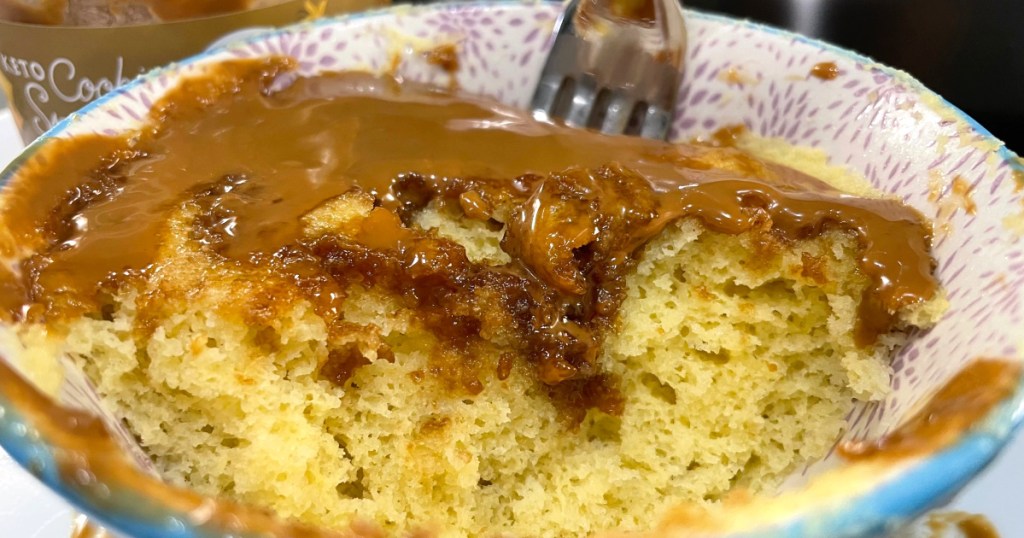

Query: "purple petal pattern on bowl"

xmin=2 ymin=2 xmax=1022 ymax=537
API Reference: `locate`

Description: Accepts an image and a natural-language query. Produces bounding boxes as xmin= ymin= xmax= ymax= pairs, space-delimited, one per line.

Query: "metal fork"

xmin=531 ymin=0 xmax=687 ymax=140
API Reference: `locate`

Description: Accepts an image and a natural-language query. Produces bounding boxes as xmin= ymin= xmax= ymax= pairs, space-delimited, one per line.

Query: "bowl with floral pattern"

xmin=0 ymin=1 xmax=1022 ymax=537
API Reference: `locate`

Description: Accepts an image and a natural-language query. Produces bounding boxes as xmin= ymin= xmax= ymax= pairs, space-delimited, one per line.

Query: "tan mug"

xmin=0 ymin=0 xmax=387 ymax=144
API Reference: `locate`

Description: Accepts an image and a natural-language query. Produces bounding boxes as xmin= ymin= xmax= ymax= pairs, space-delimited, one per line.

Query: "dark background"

xmin=685 ymin=0 xmax=1024 ymax=153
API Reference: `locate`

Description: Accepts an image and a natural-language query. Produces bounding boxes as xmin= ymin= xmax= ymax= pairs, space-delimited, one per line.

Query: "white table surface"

xmin=0 ymin=109 xmax=1021 ymax=537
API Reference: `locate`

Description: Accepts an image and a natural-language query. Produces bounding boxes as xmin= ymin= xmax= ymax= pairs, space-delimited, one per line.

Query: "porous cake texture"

xmin=41 ymin=144 xmax=937 ymax=537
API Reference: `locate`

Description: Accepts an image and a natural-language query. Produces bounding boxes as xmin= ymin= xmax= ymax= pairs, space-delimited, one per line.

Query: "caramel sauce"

xmin=956 ymin=516 xmax=1001 ymax=538
xmin=424 ymin=43 xmax=459 ymax=74
xmin=840 ymin=359 xmax=1022 ymax=461
xmin=1 ymin=58 xmax=939 ymax=416
xmin=809 ymin=61 xmax=840 ymax=81
xmin=951 ymin=176 xmax=978 ymax=215
xmin=697 ymin=124 xmax=747 ymax=148
xmin=925 ymin=511 xmax=1001 ymax=538
xmin=607 ymin=0 xmax=656 ymax=24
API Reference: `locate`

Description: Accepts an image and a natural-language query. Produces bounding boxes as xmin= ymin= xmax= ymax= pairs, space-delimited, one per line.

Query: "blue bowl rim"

xmin=0 ymin=2 xmax=1021 ymax=537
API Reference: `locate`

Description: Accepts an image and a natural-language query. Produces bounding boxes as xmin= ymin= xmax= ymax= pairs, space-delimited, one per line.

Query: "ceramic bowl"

xmin=0 ymin=2 xmax=1022 ymax=537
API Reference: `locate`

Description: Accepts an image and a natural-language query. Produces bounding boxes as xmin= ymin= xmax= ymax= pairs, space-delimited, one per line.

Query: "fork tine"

xmin=530 ymin=0 xmax=686 ymax=140
xmin=563 ymin=75 xmax=597 ymax=128
xmin=531 ymin=74 xmax=565 ymax=122
xmin=597 ymin=92 xmax=636 ymax=135
xmin=639 ymin=106 xmax=672 ymax=140
xmin=530 ymin=0 xmax=581 ymax=120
